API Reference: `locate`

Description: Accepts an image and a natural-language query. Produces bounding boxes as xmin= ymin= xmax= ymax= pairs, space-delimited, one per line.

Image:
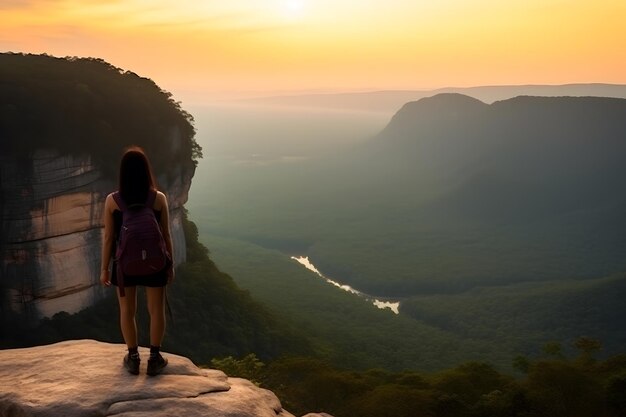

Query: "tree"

xmin=542 ymin=341 xmax=564 ymax=359
xmin=607 ymin=375 xmax=626 ymax=416
xmin=211 ymin=353 xmax=265 ymax=385
xmin=512 ymin=355 xmax=530 ymax=374
xmin=573 ymin=337 xmax=602 ymax=365
xmin=525 ymin=360 xmax=605 ymax=417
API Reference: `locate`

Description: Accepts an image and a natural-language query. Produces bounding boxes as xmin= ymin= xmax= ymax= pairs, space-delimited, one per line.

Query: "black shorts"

xmin=111 ymin=261 xmax=168 ymax=288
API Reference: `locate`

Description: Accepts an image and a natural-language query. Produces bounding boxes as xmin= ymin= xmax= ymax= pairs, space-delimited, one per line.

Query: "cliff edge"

xmin=0 ymin=340 xmax=331 ymax=417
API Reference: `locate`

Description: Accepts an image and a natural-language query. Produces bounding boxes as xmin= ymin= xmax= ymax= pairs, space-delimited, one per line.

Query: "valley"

xmin=186 ymin=91 xmax=626 ymax=369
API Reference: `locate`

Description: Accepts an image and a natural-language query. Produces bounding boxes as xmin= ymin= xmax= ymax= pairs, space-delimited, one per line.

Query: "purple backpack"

xmin=113 ymin=189 xmax=169 ymax=296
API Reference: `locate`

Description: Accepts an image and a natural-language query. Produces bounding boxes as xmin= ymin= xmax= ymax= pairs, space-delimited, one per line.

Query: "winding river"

xmin=290 ymin=256 xmax=401 ymax=314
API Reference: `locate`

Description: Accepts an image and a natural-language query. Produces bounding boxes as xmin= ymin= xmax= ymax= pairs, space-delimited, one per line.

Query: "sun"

xmin=282 ymin=0 xmax=306 ymax=19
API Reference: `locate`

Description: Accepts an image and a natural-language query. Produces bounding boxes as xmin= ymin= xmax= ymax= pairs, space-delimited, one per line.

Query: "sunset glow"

xmin=1 ymin=0 xmax=625 ymax=102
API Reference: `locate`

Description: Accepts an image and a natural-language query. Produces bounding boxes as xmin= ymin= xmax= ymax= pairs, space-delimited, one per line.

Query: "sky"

xmin=1 ymin=0 xmax=625 ymax=102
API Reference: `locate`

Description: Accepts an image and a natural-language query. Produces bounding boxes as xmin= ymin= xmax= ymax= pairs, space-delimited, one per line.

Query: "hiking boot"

xmin=147 ymin=354 xmax=168 ymax=376
xmin=123 ymin=353 xmax=140 ymax=375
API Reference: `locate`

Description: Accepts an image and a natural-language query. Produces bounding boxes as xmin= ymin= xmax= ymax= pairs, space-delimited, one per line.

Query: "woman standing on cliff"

xmin=100 ymin=146 xmax=174 ymax=376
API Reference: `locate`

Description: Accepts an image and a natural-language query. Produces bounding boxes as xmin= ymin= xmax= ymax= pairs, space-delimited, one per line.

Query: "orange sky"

xmin=1 ymin=0 xmax=625 ymax=102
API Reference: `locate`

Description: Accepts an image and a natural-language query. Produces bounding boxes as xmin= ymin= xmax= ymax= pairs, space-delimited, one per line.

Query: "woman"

xmin=100 ymin=146 xmax=174 ymax=376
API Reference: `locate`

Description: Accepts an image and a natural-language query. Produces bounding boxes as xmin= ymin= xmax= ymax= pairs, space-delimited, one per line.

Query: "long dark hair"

xmin=118 ymin=146 xmax=156 ymax=204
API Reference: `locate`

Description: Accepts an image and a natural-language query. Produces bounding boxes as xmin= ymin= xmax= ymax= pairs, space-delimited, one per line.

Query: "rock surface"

xmin=0 ymin=340 xmax=312 ymax=417
xmin=302 ymin=414 xmax=335 ymax=417
xmin=0 ymin=149 xmax=192 ymax=320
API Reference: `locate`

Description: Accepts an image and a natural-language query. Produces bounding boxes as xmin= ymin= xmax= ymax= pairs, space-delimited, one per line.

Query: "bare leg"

xmin=117 ymin=286 xmax=138 ymax=348
xmin=146 ymin=286 xmax=166 ymax=347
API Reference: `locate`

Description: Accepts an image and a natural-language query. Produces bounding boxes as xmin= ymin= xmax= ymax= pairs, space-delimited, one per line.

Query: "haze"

xmin=2 ymin=0 xmax=625 ymax=102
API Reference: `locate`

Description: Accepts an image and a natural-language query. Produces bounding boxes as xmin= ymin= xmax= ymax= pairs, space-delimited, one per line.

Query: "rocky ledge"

xmin=0 ymin=340 xmax=331 ymax=417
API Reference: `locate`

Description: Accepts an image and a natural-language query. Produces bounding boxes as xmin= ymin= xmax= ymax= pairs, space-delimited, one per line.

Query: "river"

xmin=290 ymin=256 xmax=401 ymax=314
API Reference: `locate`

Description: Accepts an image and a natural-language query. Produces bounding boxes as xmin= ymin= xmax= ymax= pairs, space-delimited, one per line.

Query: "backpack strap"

xmin=111 ymin=191 xmax=127 ymax=297
xmin=113 ymin=190 xmax=157 ymax=211
xmin=112 ymin=191 xmax=127 ymax=212
xmin=145 ymin=189 xmax=157 ymax=208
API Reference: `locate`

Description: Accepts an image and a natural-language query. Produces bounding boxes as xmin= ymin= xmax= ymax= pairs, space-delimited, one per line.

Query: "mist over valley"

xmin=187 ymin=87 xmax=626 ymax=365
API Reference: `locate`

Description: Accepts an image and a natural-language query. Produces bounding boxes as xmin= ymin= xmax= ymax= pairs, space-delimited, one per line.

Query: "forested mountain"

xmin=374 ymin=93 xmax=626 ymax=191
xmin=304 ymin=93 xmax=626 ymax=295
xmin=0 ymin=53 xmax=201 ymax=175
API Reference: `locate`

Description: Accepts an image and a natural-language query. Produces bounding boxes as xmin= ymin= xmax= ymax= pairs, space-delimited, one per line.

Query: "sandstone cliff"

xmin=0 ymin=339 xmax=332 ymax=417
xmin=0 ymin=148 xmax=192 ymax=320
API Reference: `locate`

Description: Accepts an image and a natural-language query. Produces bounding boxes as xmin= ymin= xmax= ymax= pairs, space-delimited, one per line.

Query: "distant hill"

xmin=242 ymin=83 xmax=626 ymax=115
xmin=292 ymin=93 xmax=626 ymax=296
xmin=372 ymin=94 xmax=626 ymax=211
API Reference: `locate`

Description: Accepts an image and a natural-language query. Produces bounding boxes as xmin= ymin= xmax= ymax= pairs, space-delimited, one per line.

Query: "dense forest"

xmin=0 ymin=52 xmax=201 ymax=178
xmin=194 ymin=233 xmax=626 ymax=372
xmin=213 ymin=343 xmax=626 ymax=417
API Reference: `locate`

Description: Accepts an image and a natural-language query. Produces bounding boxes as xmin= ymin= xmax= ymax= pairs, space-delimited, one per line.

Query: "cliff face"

xmin=0 ymin=148 xmax=193 ymax=320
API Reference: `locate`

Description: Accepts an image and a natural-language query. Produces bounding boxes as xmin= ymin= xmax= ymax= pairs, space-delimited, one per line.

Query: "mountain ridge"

xmin=372 ymin=94 xmax=626 ymax=169
xmin=239 ymin=83 xmax=626 ymax=114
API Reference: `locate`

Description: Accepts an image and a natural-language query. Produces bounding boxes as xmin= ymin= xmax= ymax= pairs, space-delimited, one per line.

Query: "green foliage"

xmin=211 ymin=353 xmax=265 ymax=385
xmin=196 ymin=233 xmax=626 ymax=371
xmin=543 ymin=341 xmax=564 ymax=358
xmin=199 ymin=234 xmax=483 ymax=371
xmin=525 ymin=360 xmax=606 ymax=417
xmin=512 ymin=355 xmax=530 ymax=374
xmin=431 ymin=362 xmax=513 ymax=406
xmin=573 ymin=337 xmax=603 ymax=365
xmin=543 ymin=342 xmax=563 ymax=359
xmin=350 ymin=384 xmax=433 ymax=417
xmin=0 ymin=52 xmax=201 ymax=178
xmin=256 ymin=348 xmax=626 ymax=417
xmin=182 ymin=208 xmax=209 ymax=262
xmin=606 ymin=375 xmax=626 ymax=416
xmin=397 ymin=275 xmax=626 ymax=366
xmin=261 ymin=357 xmax=392 ymax=415
xmin=2 ymin=292 xmax=122 ymax=348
